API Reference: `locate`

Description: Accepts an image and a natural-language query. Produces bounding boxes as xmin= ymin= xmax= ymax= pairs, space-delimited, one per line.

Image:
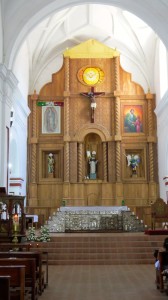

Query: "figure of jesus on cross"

xmin=80 ymin=87 xmax=105 ymax=123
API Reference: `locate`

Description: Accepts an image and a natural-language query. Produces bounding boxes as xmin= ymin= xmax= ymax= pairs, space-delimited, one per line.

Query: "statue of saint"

xmin=89 ymin=151 xmax=98 ymax=179
xmin=126 ymin=154 xmax=140 ymax=175
xmin=48 ymin=153 xmax=55 ymax=173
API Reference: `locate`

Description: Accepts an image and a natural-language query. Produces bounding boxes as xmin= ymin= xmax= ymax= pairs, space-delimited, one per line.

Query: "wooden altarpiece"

xmin=27 ymin=39 xmax=158 ymax=224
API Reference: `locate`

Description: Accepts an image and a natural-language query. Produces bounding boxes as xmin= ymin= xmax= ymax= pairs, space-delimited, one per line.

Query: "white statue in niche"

xmin=89 ymin=151 xmax=98 ymax=179
xmin=48 ymin=153 xmax=55 ymax=173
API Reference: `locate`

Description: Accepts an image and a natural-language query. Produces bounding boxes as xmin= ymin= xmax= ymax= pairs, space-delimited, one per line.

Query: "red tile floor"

xmin=40 ymin=264 xmax=167 ymax=300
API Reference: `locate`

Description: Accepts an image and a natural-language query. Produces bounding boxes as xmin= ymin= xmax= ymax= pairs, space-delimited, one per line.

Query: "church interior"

xmin=0 ymin=0 xmax=168 ymax=299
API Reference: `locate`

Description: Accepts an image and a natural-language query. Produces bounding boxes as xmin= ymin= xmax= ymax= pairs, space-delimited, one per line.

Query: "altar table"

xmin=47 ymin=206 xmax=144 ymax=233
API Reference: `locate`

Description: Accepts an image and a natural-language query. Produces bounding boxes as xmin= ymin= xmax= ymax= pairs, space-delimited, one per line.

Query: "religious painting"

xmin=123 ymin=105 xmax=143 ymax=133
xmin=42 ymin=106 xmax=61 ymax=134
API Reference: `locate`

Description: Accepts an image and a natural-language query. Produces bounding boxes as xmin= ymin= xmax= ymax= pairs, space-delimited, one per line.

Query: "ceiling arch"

xmin=2 ymin=0 xmax=168 ymax=69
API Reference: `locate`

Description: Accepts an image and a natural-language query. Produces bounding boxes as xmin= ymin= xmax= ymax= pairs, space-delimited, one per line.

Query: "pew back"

xmin=0 ymin=243 xmax=31 ymax=252
xmin=0 ymin=275 xmax=10 ymax=300
xmin=0 ymin=265 xmax=25 ymax=300
xmin=0 ymin=251 xmax=44 ymax=294
xmin=0 ymin=258 xmax=38 ymax=300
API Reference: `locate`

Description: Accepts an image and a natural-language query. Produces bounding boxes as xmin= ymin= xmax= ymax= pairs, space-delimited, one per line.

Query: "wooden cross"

xmin=80 ymin=87 xmax=105 ymax=123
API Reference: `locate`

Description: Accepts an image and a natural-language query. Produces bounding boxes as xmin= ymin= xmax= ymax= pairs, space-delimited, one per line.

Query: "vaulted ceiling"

xmin=1 ymin=1 xmax=163 ymax=96
xmin=18 ymin=4 xmax=157 ymax=94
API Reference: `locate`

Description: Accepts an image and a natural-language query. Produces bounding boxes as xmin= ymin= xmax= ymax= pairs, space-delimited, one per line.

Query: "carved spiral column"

xmin=147 ymin=93 xmax=155 ymax=182
xmin=31 ymin=144 xmax=37 ymax=183
xmin=116 ymin=142 xmax=121 ymax=182
xmin=114 ymin=56 xmax=121 ymax=182
xmin=31 ymin=97 xmax=38 ymax=183
xmin=64 ymin=57 xmax=70 ymax=183
xmin=149 ymin=143 xmax=154 ymax=182
xmin=64 ymin=57 xmax=70 ymax=137
xmin=32 ymin=99 xmax=37 ymax=137
xmin=103 ymin=142 xmax=107 ymax=181
xmin=78 ymin=143 xmax=83 ymax=182
xmin=114 ymin=56 xmax=120 ymax=91
xmin=147 ymin=98 xmax=153 ymax=136
xmin=64 ymin=142 xmax=70 ymax=182
xmin=115 ymin=96 xmax=121 ymax=136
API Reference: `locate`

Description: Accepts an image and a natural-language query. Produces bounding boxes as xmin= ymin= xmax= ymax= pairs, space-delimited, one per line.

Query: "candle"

xmin=13 ymin=213 xmax=19 ymax=232
xmin=13 ymin=223 xmax=19 ymax=232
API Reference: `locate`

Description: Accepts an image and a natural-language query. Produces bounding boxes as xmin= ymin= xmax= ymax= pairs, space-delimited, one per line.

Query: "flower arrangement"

xmin=38 ymin=226 xmax=50 ymax=242
xmin=26 ymin=225 xmax=50 ymax=242
xmin=27 ymin=226 xmax=38 ymax=241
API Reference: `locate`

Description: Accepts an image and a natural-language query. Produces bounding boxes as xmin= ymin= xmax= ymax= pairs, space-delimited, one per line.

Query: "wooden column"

xmin=78 ymin=143 xmax=84 ymax=183
xmin=30 ymin=92 xmax=38 ymax=184
xmin=28 ymin=92 xmax=38 ymax=206
xmin=146 ymin=92 xmax=155 ymax=182
xmin=64 ymin=57 xmax=70 ymax=137
xmin=108 ymin=141 xmax=115 ymax=182
xmin=103 ymin=142 xmax=107 ymax=182
xmin=114 ymin=56 xmax=121 ymax=182
xmin=64 ymin=142 xmax=69 ymax=182
xmin=64 ymin=57 xmax=70 ymax=183
xmin=70 ymin=142 xmax=77 ymax=183
xmin=149 ymin=143 xmax=154 ymax=182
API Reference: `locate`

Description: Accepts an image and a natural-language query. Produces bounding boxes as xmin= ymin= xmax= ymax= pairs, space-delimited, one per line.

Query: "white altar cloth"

xmin=59 ymin=206 xmax=129 ymax=212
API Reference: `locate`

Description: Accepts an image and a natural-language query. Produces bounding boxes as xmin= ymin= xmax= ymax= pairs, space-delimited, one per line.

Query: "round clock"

xmin=77 ymin=66 xmax=105 ymax=86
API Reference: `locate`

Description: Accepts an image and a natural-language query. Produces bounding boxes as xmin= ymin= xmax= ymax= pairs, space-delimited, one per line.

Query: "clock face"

xmin=77 ymin=66 xmax=105 ymax=86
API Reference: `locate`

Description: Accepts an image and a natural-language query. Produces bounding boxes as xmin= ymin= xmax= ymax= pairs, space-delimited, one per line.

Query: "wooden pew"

xmin=0 ymin=251 xmax=45 ymax=295
xmin=29 ymin=243 xmax=48 ymax=287
xmin=41 ymin=251 xmax=48 ymax=287
xmin=0 ymin=242 xmax=31 ymax=252
xmin=0 ymin=275 xmax=10 ymax=300
xmin=0 ymin=258 xmax=38 ymax=300
xmin=0 ymin=265 xmax=25 ymax=300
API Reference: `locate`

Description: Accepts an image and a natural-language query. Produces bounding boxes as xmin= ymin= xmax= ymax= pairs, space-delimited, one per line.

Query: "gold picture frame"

xmin=121 ymin=101 xmax=146 ymax=136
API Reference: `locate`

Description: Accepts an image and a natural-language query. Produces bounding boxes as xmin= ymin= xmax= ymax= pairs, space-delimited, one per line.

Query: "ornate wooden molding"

xmin=103 ymin=142 xmax=107 ymax=181
xmin=64 ymin=142 xmax=70 ymax=182
xmin=78 ymin=143 xmax=84 ymax=182
xmin=116 ymin=141 xmax=121 ymax=182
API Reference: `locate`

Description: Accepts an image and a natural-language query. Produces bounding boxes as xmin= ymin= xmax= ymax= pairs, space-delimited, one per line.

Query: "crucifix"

xmin=80 ymin=87 xmax=105 ymax=123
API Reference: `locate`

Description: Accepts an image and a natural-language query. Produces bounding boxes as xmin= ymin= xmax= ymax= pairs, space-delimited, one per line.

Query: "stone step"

xmin=49 ymin=258 xmax=154 ymax=265
xmin=30 ymin=233 xmax=165 ymax=265
xmin=40 ymin=247 xmax=155 ymax=254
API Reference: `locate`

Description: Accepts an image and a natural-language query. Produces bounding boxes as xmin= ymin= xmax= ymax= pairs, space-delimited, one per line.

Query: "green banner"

xmin=37 ymin=101 xmax=64 ymax=106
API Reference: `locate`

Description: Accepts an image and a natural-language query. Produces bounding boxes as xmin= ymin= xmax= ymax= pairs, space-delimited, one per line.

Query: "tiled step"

xmin=30 ymin=233 xmax=165 ymax=265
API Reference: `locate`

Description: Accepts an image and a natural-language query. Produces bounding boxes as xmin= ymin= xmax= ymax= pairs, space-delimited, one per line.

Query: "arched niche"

xmin=84 ymin=132 xmax=102 ymax=180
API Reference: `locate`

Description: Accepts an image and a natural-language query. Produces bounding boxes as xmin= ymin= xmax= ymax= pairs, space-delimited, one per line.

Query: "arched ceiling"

xmin=21 ymin=4 xmax=158 ymax=93
xmin=1 ymin=0 xmax=167 ymax=94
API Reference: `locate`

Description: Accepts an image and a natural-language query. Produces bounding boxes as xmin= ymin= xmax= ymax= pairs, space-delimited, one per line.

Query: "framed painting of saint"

xmin=123 ymin=105 xmax=143 ymax=133
xmin=42 ymin=106 xmax=61 ymax=134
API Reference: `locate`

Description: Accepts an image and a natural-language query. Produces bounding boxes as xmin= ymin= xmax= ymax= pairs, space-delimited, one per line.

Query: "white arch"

xmin=5 ymin=0 xmax=168 ymax=68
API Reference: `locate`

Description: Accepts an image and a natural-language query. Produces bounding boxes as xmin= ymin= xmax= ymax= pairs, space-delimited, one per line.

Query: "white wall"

xmin=8 ymin=87 xmax=30 ymax=196
xmin=12 ymin=41 xmax=29 ymax=101
xmin=0 ymin=0 xmax=3 ymax=63
xmin=155 ymin=90 xmax=168 ymax=201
